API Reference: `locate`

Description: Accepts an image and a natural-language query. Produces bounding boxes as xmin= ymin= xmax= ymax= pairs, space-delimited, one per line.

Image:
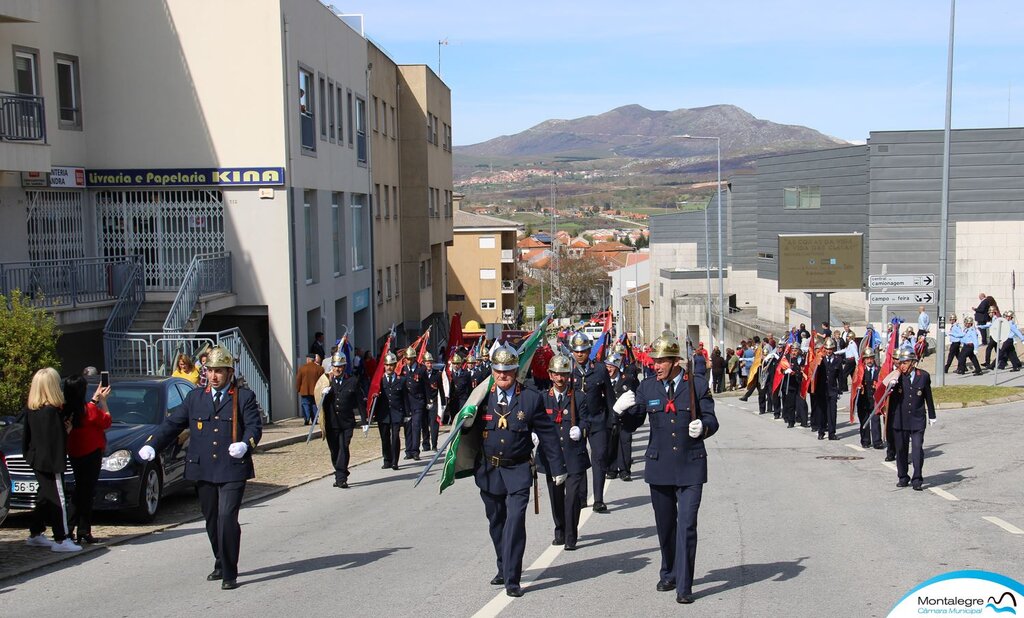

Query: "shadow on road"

xmin=349 ymin=471 xmax=424 ymax=488
xmin=926 ymin=466 xmax=973 ymax=487
xmin=693 ymin=556 xmax=809 ymax=597
xmin=578 ymin=525 xmax=656 ymax=548
xmin=524 ymin=547 xmax=656 ymax=593
xmin=600 ymin=494 xmax=650 ymax=515
xmin=242 ymin=546 xmax=411 ymax=585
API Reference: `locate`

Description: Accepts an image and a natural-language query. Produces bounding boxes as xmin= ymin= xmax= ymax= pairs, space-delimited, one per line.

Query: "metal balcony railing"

xmin=501 ymin=279 xmax=515 ymax=293
xmin=163 ymin=252 xmax=232 ymax=332
xmin=0 ymin=256 xmax=140 ymax=309
xmin=0 ymin=92 xmax=46 ymax=141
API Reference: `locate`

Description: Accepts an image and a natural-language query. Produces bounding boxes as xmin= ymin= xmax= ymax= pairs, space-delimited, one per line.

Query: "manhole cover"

xmin=816 ymin=455 xmax=864 ymax=461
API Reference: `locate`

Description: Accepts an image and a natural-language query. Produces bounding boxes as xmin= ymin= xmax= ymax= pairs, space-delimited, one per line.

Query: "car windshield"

xmin=105 ymin=386 xmax=162 ymax=425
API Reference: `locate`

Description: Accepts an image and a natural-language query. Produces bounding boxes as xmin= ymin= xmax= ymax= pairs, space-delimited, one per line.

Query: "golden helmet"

xmin=897 ymin=348 xmax=917 ymax=363
xmin=405 ymin=346 xmax=417 ymax=359
xmin=604 ymin=353 xmax=623 ymax=369
xmin=422 ymin=352 xmax=434 ymax=363
xmin=963 ymin=315 xmax=974 ymax=326
xmin=1004 ymin=310 xmax=1015 ymax=320
xmin=480 ymin=348 xmax=490 ymax=360
xmin=205 ymin=346 xmax=234 ymax=369
xmin=612 ymin=342 xmax=627 ymax=355
xmin=331 ymin=353 xmax=347 ymax=367
xmin=467 ymin=353 xmax=477 ymax=364
xmin=490 ymin=343 xmax=519 ymax=371
xmin=650 ymin=330 xmax=681 ymax=359
xmin=451 ymin=353 xmax=465 ymax=365
xmin=384 ymin=352 xmax=398 ymax=365
xmin=548 ymin=354 xmax=571 ymax=374
xmin=824 ymin=338 xmax=837 ymax=350
xmin=861 ymin=348 xmax=875 ymax=360
xmin=570 ymin=332 xmax=592 ymax=352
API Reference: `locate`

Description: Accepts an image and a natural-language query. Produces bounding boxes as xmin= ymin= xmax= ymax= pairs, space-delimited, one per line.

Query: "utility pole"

xmin=935 ymin=0 xmax=955 ymax=387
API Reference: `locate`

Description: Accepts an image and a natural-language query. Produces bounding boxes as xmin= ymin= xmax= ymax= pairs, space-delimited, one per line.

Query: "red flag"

xmin=416 ymin=326 xmax=432 ymax=364
xmin=365 ymin=336 xmax=392 ymax=418
xmin=447 ymin=313 xmax=463 ymax=361
xmin=772 ymin=355 xmax=790 ymax=395
xmin=849 ymin=359 xmax=865 ymax=423
xmin=803 ymin=331 xmax=820 ymax=397
xmin=397 ymin=330 xmax=429 ymax=375
xmin=874 ymin=321 xmax=900 ymax=405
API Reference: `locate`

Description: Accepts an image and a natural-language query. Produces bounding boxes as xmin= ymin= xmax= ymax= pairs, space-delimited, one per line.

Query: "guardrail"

xmin=0 ymin=256 xmax=139 ymax=309
xmin=0 ymin=91 xmax=45 ymax=141
xmin=101 ymin=261 xmax=146 ymax=370
xmin=163 ymin=252 xmax=232 ymax=332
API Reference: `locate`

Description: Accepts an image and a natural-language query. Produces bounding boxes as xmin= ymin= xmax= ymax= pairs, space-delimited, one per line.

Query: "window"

xmin=420 ymin=259 xmax=432 ymax=289
xmin=346 ymin=90 xmax=354 ymax=147
xmin=374 ymin=184 xmax=381 ymax=219
xmin=14 ymin=49 xmax=38 ymax=95
xmin=391 ymin=105 xmax=397 ymax=140
xmin=355 ymin=96 xmax=367 ymax=163
xmin=445 ymin=190 xmax=453 ymax=217
xmin=383 ymin=184 xmax=390 ymax=218
xmin=351 ymin=193 xmax=366 ymax=270
xmin=431 ymin=114 xmax=439 ymax=145
xmin=757 ymin=251 xmax=776 ymax=260
xmin=394 ymin=263 xmax=400 ymax=296
xmin=385 ymin=266 xmax=392 ymax=299
xmin=331 ymin=192 xmax=344 ymax=276
xmin=318 ymin=76 xmax=327 ymax=139
xmin=480 ymin=269 xmax=496 ymax=280
xmin=445 ymin=123 xmax=452 ymax=151
xmin=376 ymin=269 xmax=383 ymax=304
xmin=381 ymin=98 xmax=387 ymax=136
xmin=335 ymin=86 xmax=344 ymax=145
xmin=481 ymin=299 xmax=496 ymax=310
xmin=372 ymin=95 xmax=379 ymax=132
xmin=54 ymin=54 xmax=82 ymax=129
xmin=303 ymin=190 xmax=317 ymax=283
xmin=426 ymin=114 xmax=433 ymax=144
xmin=328 ymin=81 xmax=336 ymax=140
xmin=479 ymin=236 xmax=496 ymax=249
xmin=428 ymin=187 xmax=436 ymax=217
xmin=783 ymin=186 xmax=821 ymax=209
xmin=392 ymin=186 xmax=399 ymax=218
xmin=298 ymin=67 xmax=315 ymax=150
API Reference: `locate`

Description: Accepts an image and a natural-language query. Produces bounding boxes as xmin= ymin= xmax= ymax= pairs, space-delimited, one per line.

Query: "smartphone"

xmin=100 ymin=371 xmax=110 ymax=388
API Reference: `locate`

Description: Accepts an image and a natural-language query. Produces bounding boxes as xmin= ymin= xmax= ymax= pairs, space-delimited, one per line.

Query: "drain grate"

xmin=816 ymin=455 xmax=864 ymax=461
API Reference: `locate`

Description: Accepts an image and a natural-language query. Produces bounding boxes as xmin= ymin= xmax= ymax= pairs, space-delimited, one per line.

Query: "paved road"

xmin=2 ymin=396 xmax=1021 ymax=617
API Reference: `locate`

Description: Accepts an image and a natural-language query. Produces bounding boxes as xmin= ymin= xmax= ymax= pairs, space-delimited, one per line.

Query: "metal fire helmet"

xmin=612 ymin=342 xmax=627 ymax=355
xmin=331 ymin=353 xmax=347 ymax=367
xmin=384 ymin=352 xmax=398 ymax=365
xmin=897 ymin=348 xmax=917 ymax=363
xmin=490 ymin=344 xmax=520 ymax=371
xmin=604 ymin=353 xmax=623 ymax=369
xmin=205 ymin=346 xmax=234 ymax=369
xmin=405 ymin=346 xmax=417 ymax=359
xmin=570 ymin=332 xmax=592 ymax=352
xmin=422 ymin=352 xmax=434 ymax=363
xmin=480 ymin=348 xmax=490 ymax=360
xmin=824 ymin=338 xmax=837 ymax=350
xmin=548 ymin=354 xmax=571 ymax=374
xmin=649 ymin=330 xmax=681 ymax=359
xmin=861 ymin=349 xmax=875 ymax=360
xmin=451 ymin=353 xmax=465 ymax=365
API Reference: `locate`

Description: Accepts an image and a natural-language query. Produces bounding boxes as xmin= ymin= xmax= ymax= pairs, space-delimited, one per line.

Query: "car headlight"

xmin=101 ymin=449 xmax=133 ymax=472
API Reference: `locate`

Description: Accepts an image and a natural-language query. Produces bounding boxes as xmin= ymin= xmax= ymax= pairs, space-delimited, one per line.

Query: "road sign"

xmin=525 ymin=305 xmax=536 ymax=318
xmin=545 ymin=303 xmax=555 ymax=315
xmin=868 ymin=292 xmax=936 ymax=305
xmin=868 ymin=274 xmax=935 ymax=289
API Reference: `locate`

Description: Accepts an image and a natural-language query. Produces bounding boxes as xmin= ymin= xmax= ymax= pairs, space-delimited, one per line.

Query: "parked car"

xmin=0 ymin=376 xmax=196 ymax=522
xmin=0 ymin=448 xmax=11 ymax=526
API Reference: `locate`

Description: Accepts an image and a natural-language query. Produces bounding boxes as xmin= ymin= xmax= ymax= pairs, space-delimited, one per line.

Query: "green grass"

xmin=931 ymin=385 xmax=1021 ymax=405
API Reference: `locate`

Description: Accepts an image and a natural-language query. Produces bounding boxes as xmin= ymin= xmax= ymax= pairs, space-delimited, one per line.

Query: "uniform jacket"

xmin=948 ymin=324 xmax=964 ymax=344
xmin=623 ymin=370 xmax=718 ymax=487
xmin=783 ymin=359 xmax=804 ymax=396
xmin=376 ymin=372 xmax=407 ymax=424
xmin=815 ymin=354 xmax=843 ymax=397
xmin=856 ymin=364 xmax=879 ymax=410
xmin=609 ymin=372 xmax=636 ymax=426
xmin=321 ymin=374 xmax=364 ymax=431
xmin=537 ymin=388 xmax=591 ymax=475
xmin=450 ymin=368 xmax=472 ymax=413
xmin=426 ymin=368 xmax=444 ymax=409
xmin=403 ymin=362 xmax=429 ymax=412
xmin=888 ymin=369 xmax=936 ymax=431
xmin=473 ymin=385 xmax=565 ymax=494
xmin=572 ymin=360 xmax=615 ymax=434
xmin=149 ymin=385 xmax=263 ymax=483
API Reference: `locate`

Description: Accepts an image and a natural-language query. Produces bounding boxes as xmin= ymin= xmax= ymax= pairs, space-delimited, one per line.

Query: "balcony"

xmin=0 ymin=91 xmax=49 ymax=171
xmin=501 ymin=279 xmax=522 ymax=294
xmin=500 ymin=249 xmax=514 ymax=263
xmin=0 ymin=1 xmax=41 ymax=23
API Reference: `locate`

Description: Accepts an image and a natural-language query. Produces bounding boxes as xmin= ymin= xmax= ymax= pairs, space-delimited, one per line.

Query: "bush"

xmin=0 ymin=290 xmax=62 ymax=415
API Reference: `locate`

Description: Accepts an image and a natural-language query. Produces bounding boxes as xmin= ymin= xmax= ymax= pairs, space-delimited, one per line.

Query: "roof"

xmin=588 ymin=241 xmax=633 ymax=253
xmin=569 ymin=238 xmax=590 ymax=248
xmin=454 ymin=210 xmax=522 ymax=231
xmin=517 ymin=237 xmax=548 ymax=249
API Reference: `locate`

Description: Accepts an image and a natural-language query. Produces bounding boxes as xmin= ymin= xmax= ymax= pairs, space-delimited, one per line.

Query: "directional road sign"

xmin=868 ymin=274 xmax=936 ymax=289
xmin=868 ymin=292 xmax=936 ymax=305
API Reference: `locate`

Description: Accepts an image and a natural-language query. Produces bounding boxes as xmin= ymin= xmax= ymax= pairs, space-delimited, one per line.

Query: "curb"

xmin=934 ymin=392 xmax=1024 ymax=410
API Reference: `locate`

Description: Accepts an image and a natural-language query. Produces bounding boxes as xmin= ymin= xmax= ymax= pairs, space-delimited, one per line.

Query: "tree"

xmin=554 ymin=255 xmax=610 ymax=317
xmin=0 ymin=290 xmax=62 ymax=414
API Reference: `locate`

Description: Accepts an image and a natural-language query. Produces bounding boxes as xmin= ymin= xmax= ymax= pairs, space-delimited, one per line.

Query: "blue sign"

xmin=86 ymin=167 xmax=285 ymax=187
xmin=353 ymin=288 xmax=370 ymax=312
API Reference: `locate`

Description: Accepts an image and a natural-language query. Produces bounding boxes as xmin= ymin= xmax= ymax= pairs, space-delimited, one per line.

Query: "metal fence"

xmin=101 ymin=261 xmax=146 ymax=365
xmin=0 ymin=91 xmax=45 ymax=141
xmin=0 ymin=255 xmax=139 ymax=308
xmin=163 ymin=252 xmax=232 ymax=332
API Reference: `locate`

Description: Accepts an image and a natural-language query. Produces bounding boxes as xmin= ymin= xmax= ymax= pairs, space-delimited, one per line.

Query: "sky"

xmin=335 ymin=1 xmax=1024 ymax=146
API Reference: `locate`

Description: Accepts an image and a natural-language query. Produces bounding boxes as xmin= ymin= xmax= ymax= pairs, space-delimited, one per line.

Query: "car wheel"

xmin=132 ymin=466 xmax=162 ymax=523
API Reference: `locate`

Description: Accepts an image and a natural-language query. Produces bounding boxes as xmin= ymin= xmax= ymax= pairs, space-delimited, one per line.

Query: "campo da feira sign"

xmin=86 ymin=167 xmax=285 ymax=187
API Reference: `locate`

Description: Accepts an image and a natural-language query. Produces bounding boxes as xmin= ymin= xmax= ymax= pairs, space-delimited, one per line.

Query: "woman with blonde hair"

xmin=23 ymin=367 xmax=81 ymax=552
xmin=171 ymin=353 xmax=200 ymax=385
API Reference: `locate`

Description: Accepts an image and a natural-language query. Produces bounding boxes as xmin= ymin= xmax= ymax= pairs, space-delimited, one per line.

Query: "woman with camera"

xmin=64 ymin=374 xmax=112 ymax=544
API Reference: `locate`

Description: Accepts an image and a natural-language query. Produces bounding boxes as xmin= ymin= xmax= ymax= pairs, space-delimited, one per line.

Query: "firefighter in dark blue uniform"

xmin=569 ymin=331 xmax=615 ymax=513
xmin=470 ymin=343 xmax=565 ymax=598
xmin=815 ymin=338 xmax=843 ymax=440
xmin=449 ymin=352 xmax=472 ymax=423
xmin=376 ymin=352 xmax=405 ymax=470
xmin=537 ymin=354 xmax=590 ymax=550
xmin=317 ymin=353 xmax=366 ymax=488
xmin=402 ymin=346 xmax=428 ymax=461
xmin=855 ymin=349 xmax=883 ymax=449
xmin=423 ymin=352 xmax=444 ymax=451
xmin=605 ymin=353 xmax=637 ymax=481
xmin=138 ymin=346 xmax=262 ymax=590
xmin=888 ymin=348 xmax=936 ymax=490
xmin=614 ymin=331 xmax=718 ymax=605
xmin=781 ymin=345 xmax=803 ymax=428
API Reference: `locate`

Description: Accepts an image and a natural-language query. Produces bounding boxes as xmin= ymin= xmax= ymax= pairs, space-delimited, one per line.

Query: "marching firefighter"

xmin=316 ymin=353 xmax=366 ymax=489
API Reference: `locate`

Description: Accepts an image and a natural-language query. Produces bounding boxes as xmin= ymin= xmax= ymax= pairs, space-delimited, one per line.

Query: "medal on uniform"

xmin=497 ymin=414 xmax=509 ymax=429
xmin=517 ymin=411 xmax=525 ymax=421
xmin=917 ymin=390 xmax=922 ymax=396
xmin=197 ymin=421 xmax=203 ymax=430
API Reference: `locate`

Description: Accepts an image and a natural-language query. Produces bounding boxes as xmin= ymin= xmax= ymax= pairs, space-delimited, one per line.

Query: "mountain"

xmin=455 ymin=104 xmax=847 ymax=162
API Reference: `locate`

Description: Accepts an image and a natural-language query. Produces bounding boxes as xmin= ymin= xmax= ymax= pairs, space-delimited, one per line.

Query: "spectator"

xmin=798 ymin=323 xmax=810 ymax=341
xmin=295 ymin=355 xmax=325 ymax=425
xmin=23 ymin=368 xmax=81 ymax=553
xmin=711 ymin=347 xmax=725 ymax=393
xmin=352 ymin=347 xmax=364 ymax=376
xmin=64 ymin=375 xmax=111 ymax=544
xmin=171 ymin=353 xmax=200 ymax=385
xmin=197 ymin=352 xmax=209 ymax=389
xmin=531 ymin=343 xmax=553 ymax=390
xmin=310 ymin=331 xmax=326 ymax=359
xmin=726 ymin=348 xmax=739 ymax=390
xmin=841 ymin=336 xmax=859 ymax=392
xmin=82 ymin=366 xmax=99 ymax=377
xmin=840 ymin=322 xmax=855 ymax=344
xmin=820 ymin=322 xmax=832 ymax=338
xmin=860 ymin=324 xmax=881 ymax=355
xmin=973 ymin=293 xmax=994 ymax=345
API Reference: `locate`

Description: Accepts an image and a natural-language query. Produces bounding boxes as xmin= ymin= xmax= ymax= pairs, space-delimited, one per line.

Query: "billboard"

xmin=778 ymin=233 xmax=864 ymax=291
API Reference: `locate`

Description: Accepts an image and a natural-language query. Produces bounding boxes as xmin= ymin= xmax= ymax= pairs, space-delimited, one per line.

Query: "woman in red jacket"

xmin=64 ymin=375 xmax=112 ymax=544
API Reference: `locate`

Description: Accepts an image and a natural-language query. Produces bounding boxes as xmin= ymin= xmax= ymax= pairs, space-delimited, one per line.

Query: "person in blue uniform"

xmin=944 ymin=314 xmax=963 ymax=373
xmin=449 ymin=352 xmax=471 ymax=423
xmin=605 ymin=353 xmax=636 ymax=481
xmin=781 ymin=345 xmax=803 ymax=428
xmin=855 ymin=349 xmax=883 ymax=449
xmin=537 ymin=354 xmax=589 ymax=550
xmin=568 ymin=331 xmax=615 ymax=513
xmin=614 ymin=330 xmax=718 ymax=605
xmin=423 ymin=352 xmax=444 ymax=451
xmin=317 ymin=353 xmax=366 ymax=488
xmin=402 ymin=346 xmax=428 ymax=461
xmin=956 ymin=316 xmax=983 ymax=375
xmin=814 ymin=338 xmax=843 ymax=440
xmin=138 ymin=346 xmax=262 ymax=590
xmin=887 ymin=348 xmax=937 ymax=490
xmin=996 ymin=310 xmax=1024 ymax=371
xmin=376 ymin=353 xmax=405 ymax=470
xmin=469 ymin=343 xmax=565 ymax=598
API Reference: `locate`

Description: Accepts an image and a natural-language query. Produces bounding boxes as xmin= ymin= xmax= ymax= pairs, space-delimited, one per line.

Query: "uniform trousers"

xmin=404 ymin=408 xmax=424 ymax=457
xmin=818 ymin=395 xmax=838 ymax=438
xmin=421 ymin=407 xmax=434 ymax=450
xmin=326 ymin=428 xmax=354 ymax=483
xmin=944 ymin=342 xmax=961 ymax=372
xmin=196 ymin=479 xmax=246 ymax=581
xmin=611 ymin=427 xmax=633 ymax=474
xmin=545 ymin=472 xmax=584 ymax=546
xmin=480 ymin=484 xmax=530 ymax=589
xmin=782 ymin=389 xmax=798 ymax=425
xmin=957 ymin=343 xmax=982 ymax=373
xmin=378 ymin=421 xmax=401 ymax=466
xmin=997 ymin=340 xmax=1022 ymax=370
xmin=28 ymin=471 xmax=71 ymax=542
xmin=856 ymin=398 xmax=875 ymax=447
xmin=587 ymin=430 xmax=609 ymax=503
xmin=893 ymin=428 xmax=925 ymax=485
xmin=795 ymin=397 xmax=809 ymax=426
xmin=649 ymin=483 xmax=704 ymax=596
xmin=426 ymin=408 xmax=440 ymax=451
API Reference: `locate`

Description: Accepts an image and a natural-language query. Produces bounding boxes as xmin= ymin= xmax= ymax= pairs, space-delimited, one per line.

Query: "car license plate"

xmin=13 ymin=480 xmax=38 ymax=493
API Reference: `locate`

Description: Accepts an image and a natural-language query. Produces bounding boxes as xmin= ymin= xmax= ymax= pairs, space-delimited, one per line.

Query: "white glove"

xmin=228 ymin=442 xmax=248 ymax=458
xmin=612 ymin=390 xmax=635 ymax=415
xmin=553 ymin=473 xmax=567 ymax=486
xmin=321 ymin=386 xmax=332 ymax=396
xmin=569 ymin=426 xmax=582 ymax=441
xmin=362 ymin=424 xmax=370 ymax=435
xmin=688 ymin=419 xmax=703 ymax=438
xmin=138 ymin=445 xmax=156 ymax=461
xmin=531 ymin=432 xmax=540 ymax=447
xmin=928 ymin=418 xmax=936 ymax=427
xmin=784 ymin=368 xmax=793 ymax=375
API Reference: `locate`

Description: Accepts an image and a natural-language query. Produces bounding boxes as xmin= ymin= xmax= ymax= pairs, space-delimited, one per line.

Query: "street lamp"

xmin=680 ymin=135 xmax=724 ymax=349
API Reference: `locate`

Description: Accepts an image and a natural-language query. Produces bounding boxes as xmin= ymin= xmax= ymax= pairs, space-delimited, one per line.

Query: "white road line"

xmin=845 ymin=444 xmax=865 ymax=452
xmin=472 ymin=483 xmax=610 ymax=617
xmin=881 ymin=461 xmax=897 ymax=471
xmin=929 ymin=487 xmax=959 ymax=501
xmin=982 ymin=516 xmax=1024 ymax=535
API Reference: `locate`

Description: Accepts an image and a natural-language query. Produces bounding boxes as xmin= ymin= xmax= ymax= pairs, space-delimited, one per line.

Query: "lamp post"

xmin=935 ymin=0 xmax=955 ymax=387
xmin=681 ymin=135 xmax=724 ymax=349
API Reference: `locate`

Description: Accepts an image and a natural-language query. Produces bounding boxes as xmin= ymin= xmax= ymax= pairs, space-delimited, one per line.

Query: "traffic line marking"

xmin=881 ymin=461 xmax=897 ymax=471
xmin=982 ymin=516 xmax=1024 ymax=535
xmin=846 ymin=444 xmax=865 ymax=452
xmin=929 ymin=487 xmax=959 ymax=501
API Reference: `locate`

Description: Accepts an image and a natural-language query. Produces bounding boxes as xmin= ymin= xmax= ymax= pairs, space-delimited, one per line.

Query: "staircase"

xmin=130 ymin=301 xmax=174 ymax=332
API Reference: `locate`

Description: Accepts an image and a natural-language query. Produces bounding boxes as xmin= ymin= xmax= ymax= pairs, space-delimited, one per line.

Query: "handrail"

xmin=163 ymin=252 xmax=232 ymax=332
xmin=101 ymin=261 xmax=146 ymax=373
xmin=0 ymin=91 xmax=46 ymax=141
xmin=0 ymin=255 xmax=138 ymax=309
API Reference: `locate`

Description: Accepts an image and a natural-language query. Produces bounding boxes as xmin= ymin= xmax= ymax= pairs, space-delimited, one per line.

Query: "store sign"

xmin=20 ymin=171 xmax=47 ymax=187
xmin=50 ymin=166 xmax=86 ymax=188
xmin=85 ymin=167 xmax=285 ymax=187
xmin=353 ymin=288 xmax=370 ymax=312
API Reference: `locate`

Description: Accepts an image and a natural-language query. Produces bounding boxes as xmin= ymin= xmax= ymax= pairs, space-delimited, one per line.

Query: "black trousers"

xmin=196 ymin=480 xmax=246 ymax=581
xmin=944 ymin=342 xmax=961 ymax=372
xmin=588 ymin=430 xmax=609 ymax=503
xmin=795 ymin=397 xmax=809 ymax=426
xmin=326 ymin=428 xmax=354 ymax=483
xmin=545 ymin=472 xmax=584 ymax=546
xmin=758 ymin=383 xmax=770 ymax=414
xmin=404 ymin=408 xmax=424 ymax=457
xmin=611 ymin=425 xmax=633 ymax=474
xmin=782 ymin=388 xmax=798 ymax=425
xmin=29 ymin=470 xmax=70 ymax=542
xmin=481 ymin=486 xmax=530 ymax=590
xmin=985 ymin=338 xmax=998 ymax=366
xmin=427 ymin=408 xmax=440 ymax=451
xmin=819 ymin=394 xmax=838 ymax=438
xmin=998 ymin=340 xmax=1022 ymax=369
xmin=856 ymin=398 xmax=874 ymax=447
xmin=378 ymin=422 xmax=401 ymax=466
xmin=69 ymin=449 xmax=102 ymax=537
xmin=421 ymin=407 xmax=434 ymax=450
xmin=650 ymin=483 xmax=703 ymax=596
xmin=810 ymin=392 xmax=824 ymax=431
xmin=958 ymin=343 xmax=982 ymax=373
xmin=893 ymin=428 xmax=926 ymax=485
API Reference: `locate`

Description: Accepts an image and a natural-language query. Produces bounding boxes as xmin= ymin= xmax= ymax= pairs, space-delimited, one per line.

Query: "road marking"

xmin=881 ymin=461 xmax=897 ymax=471
xmin=845 ymin=444 xmax=865 ymax=452
xmin=982 ymin=516 xmax=1024 ymax=535
xmin=929 ymin=487 xmax=959 ymax=501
